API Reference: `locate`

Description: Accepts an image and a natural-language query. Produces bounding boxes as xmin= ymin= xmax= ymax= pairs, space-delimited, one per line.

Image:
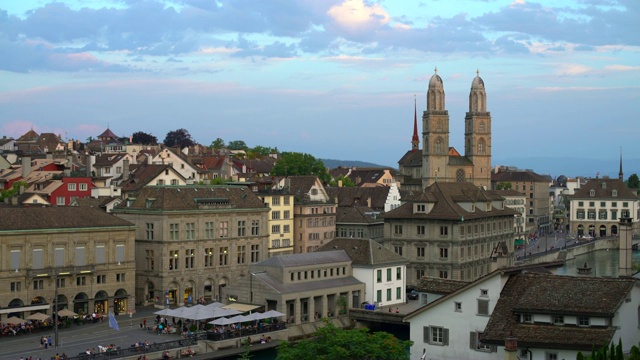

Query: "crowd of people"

xmin=1 ymin=319 xmax=56 ymax=337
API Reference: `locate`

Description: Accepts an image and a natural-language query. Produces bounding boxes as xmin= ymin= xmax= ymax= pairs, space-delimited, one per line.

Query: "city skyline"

xmin=0 ymin=0 xmax=638 ymax=176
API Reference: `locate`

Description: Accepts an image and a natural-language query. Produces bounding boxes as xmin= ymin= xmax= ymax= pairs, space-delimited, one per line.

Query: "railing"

xmin=205 ymin=322 xmax=286 ymax=341
xmin=65 ymin=335 xmax=200 ymax=360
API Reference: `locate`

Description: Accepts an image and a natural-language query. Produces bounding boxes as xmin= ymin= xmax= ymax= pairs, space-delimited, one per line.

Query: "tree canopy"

xmin=271 ymin=152 xmax=330 ymax=183
xmin=163 ymin=128 xmax=194 ymax=148
xmin=210 ymin=138 xmax=225 ymax=149
xmin=329 ymin=175 xmax=355 ymax=187
xmin=495 ymin=182 xmax=512 ymax=190
xmin=276 ymin=322 xmax=412 ymax=360
xmin=227 ymin=140 xmax=249 ymax=151
xmin=627 ymin=174 xmax=639 ymax=189
xmin=132 ymin=131 xmax=158 ymax=145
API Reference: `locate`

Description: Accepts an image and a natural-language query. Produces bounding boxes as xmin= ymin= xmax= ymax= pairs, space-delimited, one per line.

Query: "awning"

xmin=0 ymin=304 xmax=50 ymax=315
xmin=221 ymin=303 xmax=260 ymax=313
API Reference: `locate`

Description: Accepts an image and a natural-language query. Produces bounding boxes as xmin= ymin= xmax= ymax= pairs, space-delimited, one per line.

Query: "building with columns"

xmin=221 ymin=250 xmax=364 ymax=325
xmin=398 ymin=69 xmax=492 ymax=191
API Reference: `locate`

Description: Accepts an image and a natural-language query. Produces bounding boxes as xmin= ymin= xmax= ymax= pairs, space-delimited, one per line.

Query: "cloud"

xmin=326 ymin=0 xmax=390 ymax=38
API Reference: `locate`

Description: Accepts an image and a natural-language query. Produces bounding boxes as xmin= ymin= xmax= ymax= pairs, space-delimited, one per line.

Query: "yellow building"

xmin=258 ymin=190 xmax=295 ymax=256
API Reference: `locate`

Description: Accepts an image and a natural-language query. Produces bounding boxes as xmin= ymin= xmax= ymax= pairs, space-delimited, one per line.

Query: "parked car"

xmin=407 ymin=290 xmax=419 ymax=300
xmin=581 ymin=234 xmax=594 ymax=241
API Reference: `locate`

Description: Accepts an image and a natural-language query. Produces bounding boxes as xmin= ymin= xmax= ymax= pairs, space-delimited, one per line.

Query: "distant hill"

xmin=321 ymin=159 xmax=391 ymax=169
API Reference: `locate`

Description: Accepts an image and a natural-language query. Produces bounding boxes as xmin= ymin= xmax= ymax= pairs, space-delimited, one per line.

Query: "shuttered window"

xmin=55 ymin=248 xmax=65 ymax=267
xmin=33 ymin=249 xmax=44 ymax=269
xmin=10 ymin=250 xmax=21 ymax=270
xmin=115 ymin=244 xmax=125 ymax=263
xmin=76 ymin=247 xmax=86 ymax=266
xmin=96 ymin=246 xmax=106 ymax=264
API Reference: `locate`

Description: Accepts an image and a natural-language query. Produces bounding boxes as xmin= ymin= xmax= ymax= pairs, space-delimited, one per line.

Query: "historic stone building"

xmin=0 ymin=207 xmax=136 ymax=320
xmin=383 ymin=181 xmax=517 ymax=285
xmin=398 ymin=69 xmax=492 ymax=191
xmin=111 ymin=185 xmax=269 ymax=306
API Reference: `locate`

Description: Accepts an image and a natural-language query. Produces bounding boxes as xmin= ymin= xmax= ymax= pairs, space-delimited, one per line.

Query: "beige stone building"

xmin=0 ymin=207 xmax=136 ymax=320
xmin=383 ymin=182 xmax=517 ymax=285
xmin=111 ymin=185 xmax=269 ymax=306
xmin=221 ymin=250 xmax=365 ymax=324
xmin=256 ymin=189 xmax=295 ymax=257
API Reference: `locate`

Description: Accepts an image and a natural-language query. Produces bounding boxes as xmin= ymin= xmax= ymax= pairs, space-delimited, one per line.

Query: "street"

xmin=515 ymin=231 xmax=580 ymax=260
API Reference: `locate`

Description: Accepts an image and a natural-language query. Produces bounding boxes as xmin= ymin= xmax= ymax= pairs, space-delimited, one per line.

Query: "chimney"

xmin=619 ymin=216 xmax=633 ymax=277
xmin=86 ymin=155 xmax=95 ymax=177
xmin=504 ymin=335 xmax=518 ymax=360
xmin=367 ymin=196 xmax=372 ymax=208
xmin=22 ymin=156 xmax=31 ymax=178
xmin=338 ymin=179 xmax=343 ymax=187
xmin=123 ymin=159 xmax=130 ymax=181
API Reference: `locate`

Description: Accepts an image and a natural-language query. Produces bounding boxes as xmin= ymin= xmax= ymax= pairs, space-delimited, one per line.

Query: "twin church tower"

xmin=399 ymin=68 xmax=492 ymax=190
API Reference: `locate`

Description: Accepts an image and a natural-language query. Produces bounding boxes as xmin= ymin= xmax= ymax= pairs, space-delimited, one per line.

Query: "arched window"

xmin=436 ymin=120 xmax=443 ymax=131
xmin=456 ymin=169 xmax=466 ymax=183
xmin=435 ymin=139 xmax=442 ymax=154
xmin=479 ymin=121 xmax=485 ymax=132
xmin=478 ymin=139 xmax=486 ymax=155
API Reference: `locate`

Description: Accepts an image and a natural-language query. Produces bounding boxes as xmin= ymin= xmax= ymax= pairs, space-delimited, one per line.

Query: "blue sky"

xmin=0 ymin=0 xmax=638 ymax=176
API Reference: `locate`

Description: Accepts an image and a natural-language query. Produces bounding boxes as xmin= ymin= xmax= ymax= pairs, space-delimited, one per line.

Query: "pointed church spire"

xmin=411 ymin=95 xmax=419 ymax=152
xmin=619 ymin=147 xmax=624 ymax=180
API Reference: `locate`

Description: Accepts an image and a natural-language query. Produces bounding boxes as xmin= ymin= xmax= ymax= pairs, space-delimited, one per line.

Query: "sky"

xmin=0 ymin=0 xmax=639 ymax=177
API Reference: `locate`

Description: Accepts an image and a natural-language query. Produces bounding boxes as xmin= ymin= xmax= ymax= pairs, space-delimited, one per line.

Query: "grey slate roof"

xmin=481 ymin=272 xmax=635 ymax=350
xmin=253 ymin=272 xmax=363 ymax=295
xmin=316 ymin=238 xmax=408 ymax=266
xmin=326 ymin=186 xmax=391 ymax=211
xmin=0 ymin=206 xmax=134 ymax=231
xmin=255 ymin=250 xmax=351 ymax=268
xmin=415 ymin=277 xmax=468 ymax=295
xmin=383 ymin=181 xmax=517 ymax=221
xmin=398 ymin=150 xmax=421 ymax=167
xmin=335 ymin=206 xmax=383 ymax=224
xmin=569 ymin=178 xmax=638 ymax=200
xmin=492 ymin=170 xmax=550 ymax=183
xmin=113 ymin=185 xmax=266 ymax=211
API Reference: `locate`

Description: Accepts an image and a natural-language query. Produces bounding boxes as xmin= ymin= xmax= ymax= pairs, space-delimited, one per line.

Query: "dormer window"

xmin=589 ymin=190 xmax=595 ymax=197
xmin=486 ymin=202 xmax=491 ymax=211
xmin=601 ymin=182 xmax=607 ymax=189
xmin=416 ymin=204 xmax=426 ymax=213
xmin=612 ymin=190 xmax=618 ymax=197
xmin=471 ymin=205 xmax=476 ymax=212
xmin=553 ymin=315 xmax=564 ymax=325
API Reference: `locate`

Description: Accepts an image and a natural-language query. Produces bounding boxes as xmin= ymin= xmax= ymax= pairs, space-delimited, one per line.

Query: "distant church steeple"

xmin=411 ymin=95 xmax=419 ymax=152
xmin=619 ymin=147 xmax=624 ymax=181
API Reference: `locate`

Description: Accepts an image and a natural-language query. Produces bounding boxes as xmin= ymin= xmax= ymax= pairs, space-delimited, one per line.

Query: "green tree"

xmin=210 ymin=138 xmax=225 ymax=149
xmin=228 ymin=140 xmax=248 ymax=151
xmin=132 ymin=131 xmax=158 ymax=145
xmin=271 ymin=152 xmax=330 ymax=183
xmin=496 ymin=182 xmax=512 ymax=190
xmin=329 ymin=175 xmax=355 ymax=187
xmin=627 ymin=174 xmax=639 ymax=189
xmin=163 ymin=128 xmax=195 ymax=148
xmin=0 ymin=181 xmax=28 ymax=201
xmin=276 ymin=321 xmax=412 ymax=360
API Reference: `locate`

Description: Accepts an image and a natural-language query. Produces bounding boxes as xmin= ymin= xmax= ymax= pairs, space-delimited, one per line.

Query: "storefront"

xmin=74 ymin=293 xmax=89 ymax=315
xmin=94 ymin=290 xmax=108 ymax=314
xmin=113 ymin=289 xmax=128 ymax=314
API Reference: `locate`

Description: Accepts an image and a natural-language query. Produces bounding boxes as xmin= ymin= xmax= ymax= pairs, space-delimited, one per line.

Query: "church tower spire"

xmin=464 ymin=69 xmax=492 ymax=188
xmin=619 ymin=147 xmax=624 ymax=180
xmin=411 ymin=95 xmax=419 ymax=152
xmin=422 ymin=67 xmax=450 ymax=188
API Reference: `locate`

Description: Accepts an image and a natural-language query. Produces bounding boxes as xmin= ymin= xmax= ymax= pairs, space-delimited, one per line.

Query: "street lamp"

xmin=53 ymin=272 xmax=59 ymax=349
xmin=249 ymin=271 xmax=266 ymax=304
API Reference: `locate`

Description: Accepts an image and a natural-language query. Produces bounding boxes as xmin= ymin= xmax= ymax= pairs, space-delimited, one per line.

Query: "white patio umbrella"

xmin=209 ymin=307 xmax=242 ymax=318
xmin=243 ymin=312 xmax=263 ymax=321
xmin=205 ymin=302 xmax=225 ymax=308
xmin=57 ymin=309 xmax=78 ymax=317
xmin=208 ymin=317 xmax=237 ymax=326
xmin=262 ymin=310 xmax=286 ymax=318
xmin=227 ymin=314 xmax=249 ymax=323
xmin=153 ymin=308 xmax=175 ymax=316
xmin=26 ymin=312 xmax=51 ymax=321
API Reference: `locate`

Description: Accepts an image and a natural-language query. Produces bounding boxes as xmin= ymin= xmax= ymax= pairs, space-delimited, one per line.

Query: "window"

xmin=417 ymin=204 xmax=426 ymax=212
xmin=74 ymin=246 xmax=85 ymax=266
xmin=68 ymin=183 xmax=76 ymax=191
xmin=439 ymin=270 xmax=448 ymax=279
xmin=480 ymin=289 xmax=488 ymax=296
xmin=394 ymin=225 xmax=403 ymax=235
xmin=219 ymin=221 xmax=228 ymax=237
xmin=477 ymin=299 xmax=489 ymax=315
xmin=283 ymin=210 xmax=290 ymax=219
xmin=454 ymin=302 xmax=462 ymax=312
xmin=271 ymin=225 xmax=280 ymax=234
xmin=376 ymin=290 xmax=382 ymax=303
xmin=271 ymin=196 xmax=280 ymax=205
xmin=272 ymin=239 xmax=280 ymax=248
xmin=553 ymin=315 xmax=564 ymax=325
xmin=424 ymin=326 xmax=449 ymax=345
xmin=439 ymin=248 xmax=448 ymax=259
xmin=576 ymin=210 xmax=585 ymax=219
xmin=204 ymin=248 xmax=214 ymax=267
xmin=387 ymin=268 xmax=392 ymax=282
xmin=470 ymin=331 xmax=494 ymax=352
xmin=57 ymin=196 xmax=65 ymax=205
xmin=146 ymin=223 xmax=154 ymax=240
xmin=10 ymin=249 xmax=20 ymax=271
xmin=76 ymin=276 xmax=86 ymax=286
xmin=251 ymin=220 xmax=260 ymax=236
xmin=440 ymin=226 xmax=448 ymax=236
xmin=186 ymin=223 xmax=195 ymax=240
xmin=272 ymin=211 xmax=281 ymax=220
xmin=251 ymin=245 xmax=260 ymax=263
xmin=167 ymin=223 xmax=178 ymax=241
xmin=416 ymin=269 xmax=424 ymax=279
xmin=96 ymin=275 xmax=107 ymax=284
xmin=396 ymin=287 xmax=401 ymax=300
xmin=396 ymin=267 xmax=402 ymax=280
xmin=578 ymin=316 xmax=589 ymax=326
xmin=522 ymin=314 xmax=532 ymax=323
xmin=169 ymin=250 xmax=179 ymax=270
xmin=219 ymin=247 xmax=228 ymax=266
xmin=185 ymin=249 xmax=195 ymax=269
xmin=33 ymin=279 xmax=44 ymax=290
xmin=283 ymin=196 xmax=290 ymax=205
xmin=547 ymin=353 xmax=558 ymax=360
xmin=145 ymin=250 xmax=154 ymax=270
xmin=56 ymin=247 xmax=66 ymax=267
xmin=376 ymin=269 xmax=382 ymax=283
xmin=394 ymin=246 xmax=403 ymax=256
xmin=237 ymin=245 xmax=246 ymax=264
xmin=599 ymin=210 xmax=607 ymax=220
xmin=417 ymin=225 xmax=425 ymax=235
xmin=283 ymin=225 xmax=290 ymax=233
xmin=115 ymin=244 xmax=125 ymax=263
xmin=237 ymin=221 xmax=246 ymax=236
xmin=80 ymin=183 xmax=87 ymax=191
xmin=205 ymin=222 xmax=214 ymax=239
xmin=11 ymin=282 xmax=22 ymax=292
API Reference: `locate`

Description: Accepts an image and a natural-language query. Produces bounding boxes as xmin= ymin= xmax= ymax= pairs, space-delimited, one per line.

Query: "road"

xmin=0 ymin=307 xmax=183 ymax=360
xmin=515 ymin=231 xmax=580 ymax=260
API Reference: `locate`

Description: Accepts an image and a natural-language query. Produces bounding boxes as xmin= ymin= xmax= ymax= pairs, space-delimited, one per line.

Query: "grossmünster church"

xmin=398 ymin=68 xmax=492 ymax=191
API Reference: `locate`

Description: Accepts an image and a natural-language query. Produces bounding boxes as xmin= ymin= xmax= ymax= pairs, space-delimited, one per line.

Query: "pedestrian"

xmin=48 ymin=336 xmax=52 ymax=348
xmin=143 ymin=319 xmax=147 ymax=328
